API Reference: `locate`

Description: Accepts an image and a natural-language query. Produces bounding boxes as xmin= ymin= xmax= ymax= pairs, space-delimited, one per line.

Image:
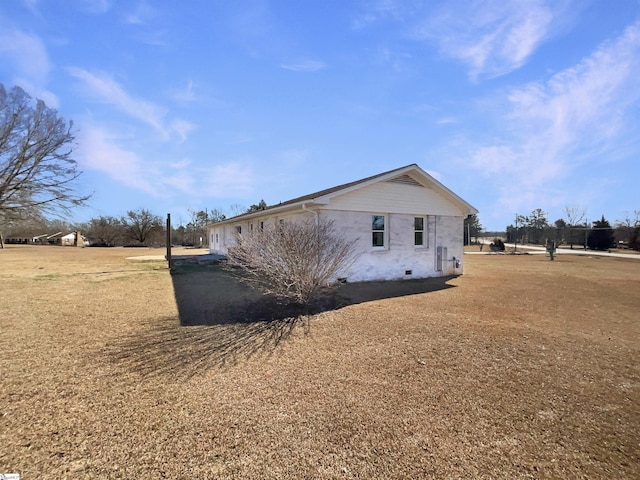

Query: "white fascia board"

xmin=206 ymin=200 xmax=323 ymax=228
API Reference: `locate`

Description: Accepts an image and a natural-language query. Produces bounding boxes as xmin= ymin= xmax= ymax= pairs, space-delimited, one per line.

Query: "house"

xmin=60 ymin=231 xmax=88 ymax=247
xmin=208 ymin=164 xmax=478 ymax=282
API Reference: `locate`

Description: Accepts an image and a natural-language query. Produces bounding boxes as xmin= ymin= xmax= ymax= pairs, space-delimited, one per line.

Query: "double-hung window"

xmin=372 ymin=215 xmax=386 ymax=248
xmin=414 ymin=217 xmax=424 ymax=247
xmin=414 ymin=216 xmax=429 ymax=247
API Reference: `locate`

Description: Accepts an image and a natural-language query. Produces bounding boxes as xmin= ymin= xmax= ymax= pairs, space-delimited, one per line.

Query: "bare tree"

xmin=564 ymin=206 xmax=587 ymax=249
xmin=615 ymin=210 xmax=640 ymax=250
xmin=226 ymin=218 xmax=359 ymax=307
xmin=123 ymin=208 xmax=162 ymax=245
xmin=0 ymin=84 xmax=89 ymax=223
xmin=209 ymin=208 xmax=226 ymax=223
xmin=228 ymin=204 xmax=247 ymax=217
xmin=85 ymin=216 xmax=125 ymax=246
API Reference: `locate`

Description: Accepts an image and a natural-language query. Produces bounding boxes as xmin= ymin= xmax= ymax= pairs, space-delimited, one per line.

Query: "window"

xmin=372 ymin=215 xmax=385 ymax=248
xmin=215 ymin=233 xmax=219 ymax=244
xmin=235 ymin=226 xmax=242 ymax=234
xmin=414 ymin=217 xmax=424 ymax=246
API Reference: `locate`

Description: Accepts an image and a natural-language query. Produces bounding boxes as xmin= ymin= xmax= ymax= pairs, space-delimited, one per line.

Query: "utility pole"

xmin=514 ymin=213 xmax=518 ymax=253
xmin=166 ymin=213 xmax=172 ymax=269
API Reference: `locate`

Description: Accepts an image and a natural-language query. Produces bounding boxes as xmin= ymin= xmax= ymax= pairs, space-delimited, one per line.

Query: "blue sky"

xmin=1 ymin=0 xmax=639 ymax=231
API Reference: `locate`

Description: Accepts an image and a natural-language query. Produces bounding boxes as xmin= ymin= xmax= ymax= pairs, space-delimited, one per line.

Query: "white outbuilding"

xmin=208 ymin=164 xmax=478 ymax=282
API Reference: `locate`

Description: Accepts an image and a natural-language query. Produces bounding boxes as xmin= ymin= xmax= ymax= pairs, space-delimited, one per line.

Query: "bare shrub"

xmin=226 ymin=218 xmax=359 ymax=307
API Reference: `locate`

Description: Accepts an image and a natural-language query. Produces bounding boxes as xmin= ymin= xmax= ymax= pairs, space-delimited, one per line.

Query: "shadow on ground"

xmin=106 ymin=264 xmax=456 ymax=377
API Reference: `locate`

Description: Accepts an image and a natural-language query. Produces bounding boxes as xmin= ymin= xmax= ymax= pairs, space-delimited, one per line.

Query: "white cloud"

xmin=123 ymin=2 xmax=155 ymax=24
xmin=435 ymin=116 xmax=456 ymax=125
xmin=76 ymin=0 xmax=113 ymax=15
xmin=76 ymin=126 xmax=157 ymax=194
xmin=280 ymin=60 xmax=327 ymax=72
xmin=169 ymin=158 xmax=192 ymax=169
xmin=352 ymin=0 xmax=563 ymax=79
xmin=470 ymin=20 xmax=640 ymax=212
xmin=415 ymin=0 xmax=557 ymax=80
xmin=199 ymin=162 xmax=255 ymax=198
xmin=171 ymin=80 xmax=199 ymax=103
xmin=21 ymin=0 xmax=40 ymax=15
xmin=170 ymin=119 xmax=196 ymax=142
xmin=0 ymin=28 xmax=58 ymax=106
xmin=351 ymin=0 xmax=404 ymax=30
xmin=67 ymin=67 xmax=168 ymax=136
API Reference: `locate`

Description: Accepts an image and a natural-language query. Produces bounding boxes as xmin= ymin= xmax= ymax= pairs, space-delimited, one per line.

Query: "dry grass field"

xmin=1 ymin=245 xmax=639 ymax=479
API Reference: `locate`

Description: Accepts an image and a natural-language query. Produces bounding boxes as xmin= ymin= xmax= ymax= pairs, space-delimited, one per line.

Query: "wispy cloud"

xmin=171 ymin=79 xmax=199 ymax=103
xmin=280 ymin=60 xmax=327 ymax=72
xmin=436 ymin=116 xmax=456 ymax=125
xmin=76 ymin=126 xmax=157 ymax=194
xmin=415 ymin=0 xmax=558 ymax=80
xmin=67 ymin=67 xmax=168 ymax=135
xmin=21 ymin=0 xmax=40 ymax=15
xmin=77 ymin=0 xmax=113 ymax=15
xmin=470 ymin=20 xmax=640 ymax=213
xmin=353 ymin=0 xmax=564 ymax=80
xmin=351 ymin=0 xmax=404 ymax=30
xmin=123 ymin=1 xmax=154 ymax=24
xmin=199 ymin=161 xmax=255 ymax=198
xmin=76 ymin=121 xmax=255 ymax=199
xmin=0 ymin=28 xmax=57 ymax=106
xmin=170 ymin=118 xmax=196 ymax=142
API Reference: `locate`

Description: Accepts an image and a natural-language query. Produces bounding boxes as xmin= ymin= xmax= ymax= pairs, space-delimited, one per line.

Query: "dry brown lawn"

xmin=1 ymin=245 xmax=639 ymax=479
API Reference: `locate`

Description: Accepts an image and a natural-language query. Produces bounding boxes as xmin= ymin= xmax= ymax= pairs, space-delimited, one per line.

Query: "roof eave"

xmin=206 ymin=199 xmax=326 ymax=228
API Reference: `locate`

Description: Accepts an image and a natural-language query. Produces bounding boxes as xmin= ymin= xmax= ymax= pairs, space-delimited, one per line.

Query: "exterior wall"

xmin=320 ymin=210 xmax=464 ymax=282
xmin=208 ymin=211 xmax=305 ymax=255
xmin=209 ymin=208 xmax=465 ymax=281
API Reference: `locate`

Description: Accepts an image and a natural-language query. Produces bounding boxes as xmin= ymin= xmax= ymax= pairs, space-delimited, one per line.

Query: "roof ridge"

xmin=216 ymin=163 xmax=421 ymax=222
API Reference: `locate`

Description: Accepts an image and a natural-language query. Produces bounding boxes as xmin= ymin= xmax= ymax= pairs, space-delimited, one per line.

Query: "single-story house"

xmin=208 ymin=164 xmax=478 ymax=282
xmin=61 ymin=231 xmax=88 ymax=247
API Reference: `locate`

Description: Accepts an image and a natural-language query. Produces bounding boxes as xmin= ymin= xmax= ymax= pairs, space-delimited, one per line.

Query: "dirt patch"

xmin=1 ymin=245 xmax=639 ymax=478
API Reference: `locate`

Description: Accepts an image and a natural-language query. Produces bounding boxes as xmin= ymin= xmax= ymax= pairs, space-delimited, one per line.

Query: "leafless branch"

xmin=226 ymin=218 xmax=359 ymax=306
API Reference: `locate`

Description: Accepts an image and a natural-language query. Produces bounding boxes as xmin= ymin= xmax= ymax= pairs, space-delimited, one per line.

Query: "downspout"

xmin=433 ymin=215 xmax=438 ymax=272
xmin=302 ymin=203 xmax=319 ymax=225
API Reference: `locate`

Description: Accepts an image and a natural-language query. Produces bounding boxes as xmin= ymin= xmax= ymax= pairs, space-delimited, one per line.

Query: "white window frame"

xmin=414 ymin=216 xmax=427 ymax=248
xmin=372 ymin=214 xmax=387 ymax=250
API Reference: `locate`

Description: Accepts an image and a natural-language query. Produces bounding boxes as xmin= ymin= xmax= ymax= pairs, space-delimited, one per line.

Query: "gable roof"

xmin=209 ymin=164 xmax=477 ymax=226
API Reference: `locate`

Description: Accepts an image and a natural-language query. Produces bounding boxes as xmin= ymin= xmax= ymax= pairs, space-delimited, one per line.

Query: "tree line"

xmin=2 ymin=203 xmax=266 ymax=247
xmin=464 ymin=209 xmax=639 ymax=251
xmin=503 ymin=208 xmax=639 ymax=251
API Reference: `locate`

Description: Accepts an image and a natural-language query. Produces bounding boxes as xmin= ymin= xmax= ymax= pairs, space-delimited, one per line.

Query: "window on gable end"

xmin=372 ymin=215 xmax=385 ymax=248
xmin=415 ymin=217 xmax=424 ymax=246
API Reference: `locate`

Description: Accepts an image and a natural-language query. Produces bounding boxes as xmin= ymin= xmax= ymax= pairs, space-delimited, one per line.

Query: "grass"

xmin=1 ymin=245 xmax=639 ymax=478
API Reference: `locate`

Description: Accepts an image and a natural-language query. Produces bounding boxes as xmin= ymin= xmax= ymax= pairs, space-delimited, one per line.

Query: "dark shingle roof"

xmin=224 ymin=164 xmax=418 ymax=222
xmin=210 ymin=162 xmax=479 ymax=226
xmin=277 ymin=163 xmax=418 ymax=207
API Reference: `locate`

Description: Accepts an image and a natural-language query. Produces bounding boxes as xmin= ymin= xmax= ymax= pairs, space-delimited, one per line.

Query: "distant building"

xmin=61 ymin=232 xmax=88 ymax=247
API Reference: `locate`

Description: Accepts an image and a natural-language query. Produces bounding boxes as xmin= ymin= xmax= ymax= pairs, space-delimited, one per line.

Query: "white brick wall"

xmin=209 ymin=209 xmax=465 ymax=282
xmin=320 ymin=210 xmax=464 ymax=281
